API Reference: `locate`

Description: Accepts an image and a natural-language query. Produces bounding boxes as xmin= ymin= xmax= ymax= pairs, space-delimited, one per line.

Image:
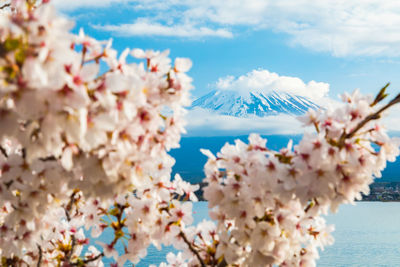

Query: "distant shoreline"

xmin=193 ymin=181 xmax=400 ymax=202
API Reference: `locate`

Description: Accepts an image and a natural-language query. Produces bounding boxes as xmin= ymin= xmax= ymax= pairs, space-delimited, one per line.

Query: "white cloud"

xmin=59 ymin=0 xmax=400 ymax=56
xmin=52 ymin=0 xmax=125 ymax=10
xmin=93 ymin=19 xmax=233 ymax=38
xmin=383 ymin=105 xmax=400 ymax=133
xmin=185 ymin=100 xmax=400 ymax=137
xmin=185 ymin=108 xmax=304 ymax=136
xmin=183 ymin=0 xmax=400 ymax=57
xmin=215 ymin=69 xmax=330 ymax=102
xmin=184 ymin=70 xmax=341 ymax=136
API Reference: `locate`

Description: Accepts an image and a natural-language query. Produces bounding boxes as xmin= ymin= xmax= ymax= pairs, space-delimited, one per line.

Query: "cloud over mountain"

xmin=214 ymin=69 xmax=330 ymax=102
xmin=184 ymin=69 xmax=331 ymax=135
xmin=185 ymin=108 xmax=304 ymax=136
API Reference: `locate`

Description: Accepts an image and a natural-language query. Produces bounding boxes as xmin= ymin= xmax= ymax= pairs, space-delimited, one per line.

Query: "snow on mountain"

xmin=191 ymin=90 xmax=320 ymax=117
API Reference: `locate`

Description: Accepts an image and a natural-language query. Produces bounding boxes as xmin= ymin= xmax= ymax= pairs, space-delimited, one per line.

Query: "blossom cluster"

xmin=1 ymin=1 xmax=400 ymax=267
xmin=201 ymin=89 xmax=400 ymax=266
xmin=0 ymin=1 xmax=206 ymax=265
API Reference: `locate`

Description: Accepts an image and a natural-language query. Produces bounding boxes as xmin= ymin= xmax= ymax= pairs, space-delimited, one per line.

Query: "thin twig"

xmin=64 ymin=191 xmax=78 ymax=263
xmin=21 ymin=148 xmax=26 ymax=160
xmin=37 ymin=245 xmax=42 ymax=267
xmin=65 ymin=235 xmax=77 ymax=263
xmin=82 ymin=252 xmax=104 ymax=264
xmin=339 ymin=92 xmax=400 ymax=147
xmin=71 ymin=252 xmax=105 ymax=266
xmin=217 ymin=259 xmax=228 ymax=267
xmin=0 ymin=145 xmax=7 ymax=157
xmin=0 ymin=3 xmax=10 ymax=10
xmin=179 ymin=231 xmax=206 ymax=267
xmin=39 ymin=155 xmax=57 ymax=162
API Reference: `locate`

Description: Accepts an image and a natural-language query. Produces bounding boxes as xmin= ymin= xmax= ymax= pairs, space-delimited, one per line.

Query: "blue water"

xmin=318 ymin=202 xmax=400 ymax=267
xmin=90 ymin=203 xmax=210 ymax=266
xmin=171 ymin=136 xmax=400 ymax=183
xmin=95 ymin=202 xmax=400 ymax=266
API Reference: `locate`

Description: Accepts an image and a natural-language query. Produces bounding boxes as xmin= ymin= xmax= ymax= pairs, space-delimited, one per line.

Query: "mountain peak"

xmin=191 ymin=90 xmax=320 ymax=117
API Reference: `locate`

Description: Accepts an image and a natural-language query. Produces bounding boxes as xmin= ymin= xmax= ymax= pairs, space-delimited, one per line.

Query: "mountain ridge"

xmin=191 ymin=90 xmax=320 ymax=117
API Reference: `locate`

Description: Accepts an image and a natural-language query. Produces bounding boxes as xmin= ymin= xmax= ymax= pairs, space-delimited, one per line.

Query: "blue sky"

xmin=55 ymin=0 xmax=400 ymax=97
xmin=53 ymin=0 xmax=400 ymax=134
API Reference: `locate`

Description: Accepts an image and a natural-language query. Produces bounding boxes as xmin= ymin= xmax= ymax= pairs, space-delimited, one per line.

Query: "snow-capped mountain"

xmin=191 ymin=90 xmax=320 ymax=117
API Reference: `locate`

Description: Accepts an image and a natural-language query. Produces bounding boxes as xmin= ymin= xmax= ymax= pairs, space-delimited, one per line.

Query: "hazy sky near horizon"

xmin=52 ymin=0 xmax=400 ymax=134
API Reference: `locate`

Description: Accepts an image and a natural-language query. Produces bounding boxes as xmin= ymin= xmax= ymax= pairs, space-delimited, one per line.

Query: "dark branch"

xmin=39 ymin=155 xmax=57 ymax=162
xmin=339 ymin=91 xmax=400 ymax=147
xmin=37 ymin=245 xmax=42 ymax=267
xmin=179 ymin=231 xmax=206 ymax=267
xmin=65 ymin=235 xmax=76 ymax=263
xmin=0 ymin=145 xmax=7 ymax=157
xmin=21 ymin=148 xmax=26 ymax=160
xmin=64 ymin=191 xmax=79 ymax=263
xmin=217 ymin=259 xmax=228 ymax=267
xmin=0 ymin=3 xmax=11 ymax=10
xmin=82 ymin=252 xmax=104 ymax=264
xmin=71 ymin=252 xmax=105 ymax=266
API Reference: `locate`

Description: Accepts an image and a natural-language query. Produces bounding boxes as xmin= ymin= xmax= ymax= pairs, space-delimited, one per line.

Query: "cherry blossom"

xmin=202 ymin=85 xmax=400 ymax=266
xmin=0 ymin=1 xmax=399 ymax=267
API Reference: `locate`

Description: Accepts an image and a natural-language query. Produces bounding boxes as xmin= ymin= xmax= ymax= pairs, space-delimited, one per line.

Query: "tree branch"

xmin=71 ymin=252 xmax=104 ymax=266
xmin=179 ymin=231 xmax=206 ymax=267
xmin=339 ymin=92 xmax=400 ymax=147
xmin=37 ymin=245 xmax=42 ymax=267
xmin=0 ymin=3 xmax=11 ymax=10
xmin=0 ymin=145 xmax=7 ymax=157
xmin=217 ymin=259 xmax=228 ymax=267
xmin=39 ymin=155 xmax=57 ymax=162
xmin=64 ymin=191 xmax=79 ymax=263
xmin=65 ymin=235 xmax=77 ymax=263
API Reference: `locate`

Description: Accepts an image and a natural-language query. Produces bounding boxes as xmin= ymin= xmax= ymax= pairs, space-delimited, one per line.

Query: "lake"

xmin=98 ymin=202 xmax=400 ymax=266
